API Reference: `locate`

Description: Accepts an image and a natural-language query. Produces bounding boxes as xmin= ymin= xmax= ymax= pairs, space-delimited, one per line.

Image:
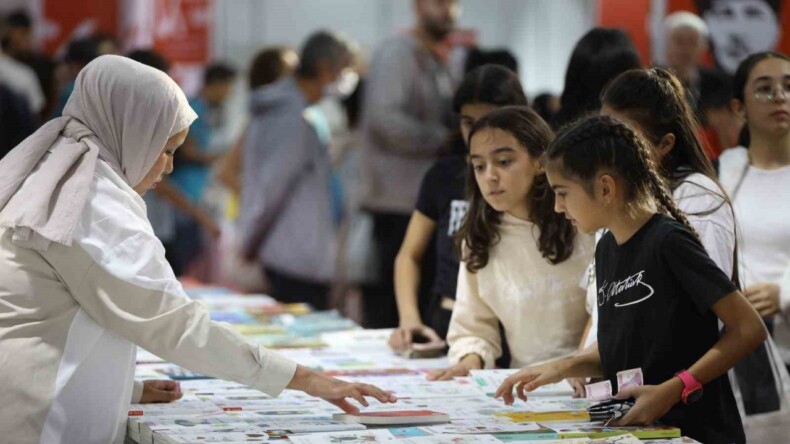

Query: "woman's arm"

xmin=389 ymin=211 xmax=439 ymax=350
xmin=154 ymin=179 xmax=220 ymax=238
xmin=216 ymin=125 xmax=248 ymax=195
xmin=426 ymin=264 xmax=502 ymax=380
xmin=178 ymin=136 xmax=222 ymax=165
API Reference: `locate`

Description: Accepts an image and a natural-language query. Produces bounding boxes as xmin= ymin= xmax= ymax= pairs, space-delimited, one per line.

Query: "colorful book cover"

xmin=552 ymin=423 xmax=681 ymax=439
xmin=588 ymin=433 xmax=644 ymax=443
xmin=155 ymin=429 xmax=270 ymax=443
xmin=490 ymin=429 xmax=562 ymax=442
xmin=398 ymin=435 xmax=502 ymax=443
xmin=334 ymin=410 xmax=450 ymax=425
xmin=642 ymin=438 xmax=701 ymax=444
xmin=323 ymin=368 xmax=419 ymax=377
xmin=500 ymin=440 xmax=590 ymax=444
xmin=495 ymin=410 xmax=590 ymax=423
xmin=233 ymin=324 xmax=286 ymax=335
xmin=288 ymin=429 xmax=399 ymax=443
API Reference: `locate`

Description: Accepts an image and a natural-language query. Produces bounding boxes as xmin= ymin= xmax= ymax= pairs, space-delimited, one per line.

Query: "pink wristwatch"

xmin=675 ymin=370 xmax=703 ymax=405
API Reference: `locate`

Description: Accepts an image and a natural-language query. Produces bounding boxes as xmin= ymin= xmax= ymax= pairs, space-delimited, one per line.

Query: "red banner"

xmin=152 ymin=0 xmax=211 ymax=64
xmin=39 ymin=0 xmax=117 ymax=56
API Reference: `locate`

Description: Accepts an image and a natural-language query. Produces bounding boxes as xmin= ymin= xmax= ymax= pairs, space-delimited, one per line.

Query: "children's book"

xmin=153 ymin=365 xmax=214 ymax=381
xmin=288 ymin=429 xmax=399 ymax=443
xmin=419 ymin=418 xmax=542 ymax=434
xmin=154 ymin=429 xmax=270 ymax=444
xmin=250 ymin=420 xmax=366 ymax=439
xmin=498 ymin=440 xmax=590 ymax=444
xmin=495 ymin=410 xmax=590 ymax=423
xmin=398 ymin=435 xmax=502 ymax=443
xmin=333 ymin=410 xmax=450 ymax=426
xmin=643 ymin=438 xmax=701 ymax=444
xmin=128 ymin=398 xmax=222 ymax=417
xmin=550 ymin=423 xmax=681 ymax=439
xmin=588 ymin=433 xmax=645 ymax=443
xmin=323 ymin=368 xmax=419 ymax=377
xmin=469 ymin=369 xmax=576 ymax=397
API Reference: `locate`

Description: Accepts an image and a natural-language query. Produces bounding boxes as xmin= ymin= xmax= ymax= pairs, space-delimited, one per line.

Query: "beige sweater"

xmin=447 ymin=212 xmax=594 ymax=369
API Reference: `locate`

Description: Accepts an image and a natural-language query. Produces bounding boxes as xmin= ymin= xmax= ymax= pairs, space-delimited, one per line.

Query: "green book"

xmin=550 ymin=423 xmax=681 ymax=439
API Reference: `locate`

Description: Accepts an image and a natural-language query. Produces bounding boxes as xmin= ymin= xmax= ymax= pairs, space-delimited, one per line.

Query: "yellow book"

xmin=495 ymin=410 xmax=590 ymax=423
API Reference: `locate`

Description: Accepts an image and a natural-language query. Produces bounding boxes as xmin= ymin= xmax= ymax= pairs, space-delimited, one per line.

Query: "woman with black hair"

xmin=720 ymin=51 xmax=790 ymax=373
xmin=554 ymin=27 xmax=641 ymax=128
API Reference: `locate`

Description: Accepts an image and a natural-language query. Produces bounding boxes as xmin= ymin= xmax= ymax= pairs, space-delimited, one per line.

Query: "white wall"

xmin=212 ymin=0 xmax=597 ymax=97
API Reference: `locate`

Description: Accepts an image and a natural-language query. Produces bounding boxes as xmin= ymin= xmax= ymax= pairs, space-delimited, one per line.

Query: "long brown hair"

xmin=602 ymin=68 xmax=717 ymax=186
xmin=456 ymin=106 xmax=577 ymax=273
xmin=601 ymin=68 xmax=740 ymax=285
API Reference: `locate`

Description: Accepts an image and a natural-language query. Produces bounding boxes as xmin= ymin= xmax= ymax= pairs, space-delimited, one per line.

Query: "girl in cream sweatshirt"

xmin=428 ymin=106 xmax=593 ymax=380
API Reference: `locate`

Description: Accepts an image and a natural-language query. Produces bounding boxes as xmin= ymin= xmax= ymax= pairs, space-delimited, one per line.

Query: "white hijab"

xmin=0 ymin=55 xmax=197 ymax=250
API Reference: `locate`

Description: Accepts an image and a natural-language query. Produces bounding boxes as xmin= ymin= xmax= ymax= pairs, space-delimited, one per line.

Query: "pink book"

xmin=332 ymin=410 xmax=450 ymax=425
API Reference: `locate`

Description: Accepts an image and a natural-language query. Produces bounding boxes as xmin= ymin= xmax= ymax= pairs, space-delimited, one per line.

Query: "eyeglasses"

xmin=753 ymin=83 xmax=790 ymax=102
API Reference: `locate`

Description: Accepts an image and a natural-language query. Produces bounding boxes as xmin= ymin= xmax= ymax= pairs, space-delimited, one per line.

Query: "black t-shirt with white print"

xmin=415 ymin=155 xmax=468 ymax=299
xmin=595 ymin=214 xmax=744 ymax=444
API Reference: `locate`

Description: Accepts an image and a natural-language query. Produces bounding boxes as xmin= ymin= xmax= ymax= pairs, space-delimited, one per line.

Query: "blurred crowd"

xmin=0 ymin=3 xmax=766 ymax=330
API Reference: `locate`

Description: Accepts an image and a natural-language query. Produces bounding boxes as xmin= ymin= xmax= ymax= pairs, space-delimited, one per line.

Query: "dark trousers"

xmin=266 ymin=268 xmax=329 ymax=311
xmin=362 ymin=212 xmax=436 ymax=328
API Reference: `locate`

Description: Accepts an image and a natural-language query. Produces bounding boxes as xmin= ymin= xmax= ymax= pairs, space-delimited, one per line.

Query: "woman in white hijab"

xmin=0 ymin=55 xmax=395 ymax=444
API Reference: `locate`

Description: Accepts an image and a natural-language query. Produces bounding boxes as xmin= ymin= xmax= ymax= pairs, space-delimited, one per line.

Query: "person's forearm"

xmin=458 ymin=353 xmax=484 ymax=370
xmin=394 ymin=253 xmax=422 ymax=326
xmin=286 ymin=365 xmax=315 ymax=392
xmin=577 ymin=316 xmax=592 ymax=352
xmin=685 ymin=317 xmax=767 ymax=386
xmin=216 ymin=153 xmax=241 ymax=194
xmin=155 ymin=180 xmax=219 ymax=236
xmin=563 ymin=347 xmax=604 ymax=379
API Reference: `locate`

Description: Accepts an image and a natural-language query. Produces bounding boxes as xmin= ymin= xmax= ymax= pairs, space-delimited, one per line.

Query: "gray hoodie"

xmin=238 ymin=77 xmax=336 ymax=283
xmin=360 ymin=34 xmax=455 ymax=214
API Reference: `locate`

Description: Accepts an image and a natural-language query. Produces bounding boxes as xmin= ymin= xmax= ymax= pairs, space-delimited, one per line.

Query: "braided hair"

xmin=546 ymin=115 xmax=700 ymax=241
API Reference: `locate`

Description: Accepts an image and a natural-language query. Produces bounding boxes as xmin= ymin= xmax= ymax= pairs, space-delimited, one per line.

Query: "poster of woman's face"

xmin=698 ymin=0 xmax=780 ymax=73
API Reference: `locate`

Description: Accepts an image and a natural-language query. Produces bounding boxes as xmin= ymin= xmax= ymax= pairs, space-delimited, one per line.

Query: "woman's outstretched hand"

xmin=288 ymin=365 xmax=397 ymax=414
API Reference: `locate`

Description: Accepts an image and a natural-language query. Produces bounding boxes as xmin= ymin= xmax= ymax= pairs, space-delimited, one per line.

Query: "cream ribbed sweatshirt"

xmin=447 ymin=212 xmax=594 ymax=369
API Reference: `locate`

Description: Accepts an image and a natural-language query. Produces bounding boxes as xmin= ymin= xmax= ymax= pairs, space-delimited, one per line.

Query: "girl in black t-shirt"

xmin=495 ymin=115 xmax=767 ymax=444
xmin=388 ymin=65 xmax=528 ymax=353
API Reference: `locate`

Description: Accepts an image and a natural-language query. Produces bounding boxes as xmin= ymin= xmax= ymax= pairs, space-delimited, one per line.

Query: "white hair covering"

xmin=0 ymin=55 xmax=197 ymax=250
xmin=665 ymin=11 xmax=710 ymax=40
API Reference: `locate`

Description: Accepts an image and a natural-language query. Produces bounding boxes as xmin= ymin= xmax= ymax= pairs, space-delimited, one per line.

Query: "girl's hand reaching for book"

xmin=495 ymin=360 xmax=570 ymax=405
xmin=426 ymin=354 xmax=482 ymax=381
xmin=567 ymin=377 xmax=587 ymax=398
xmin=389 ymin=324 xmax=442 ymax=351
